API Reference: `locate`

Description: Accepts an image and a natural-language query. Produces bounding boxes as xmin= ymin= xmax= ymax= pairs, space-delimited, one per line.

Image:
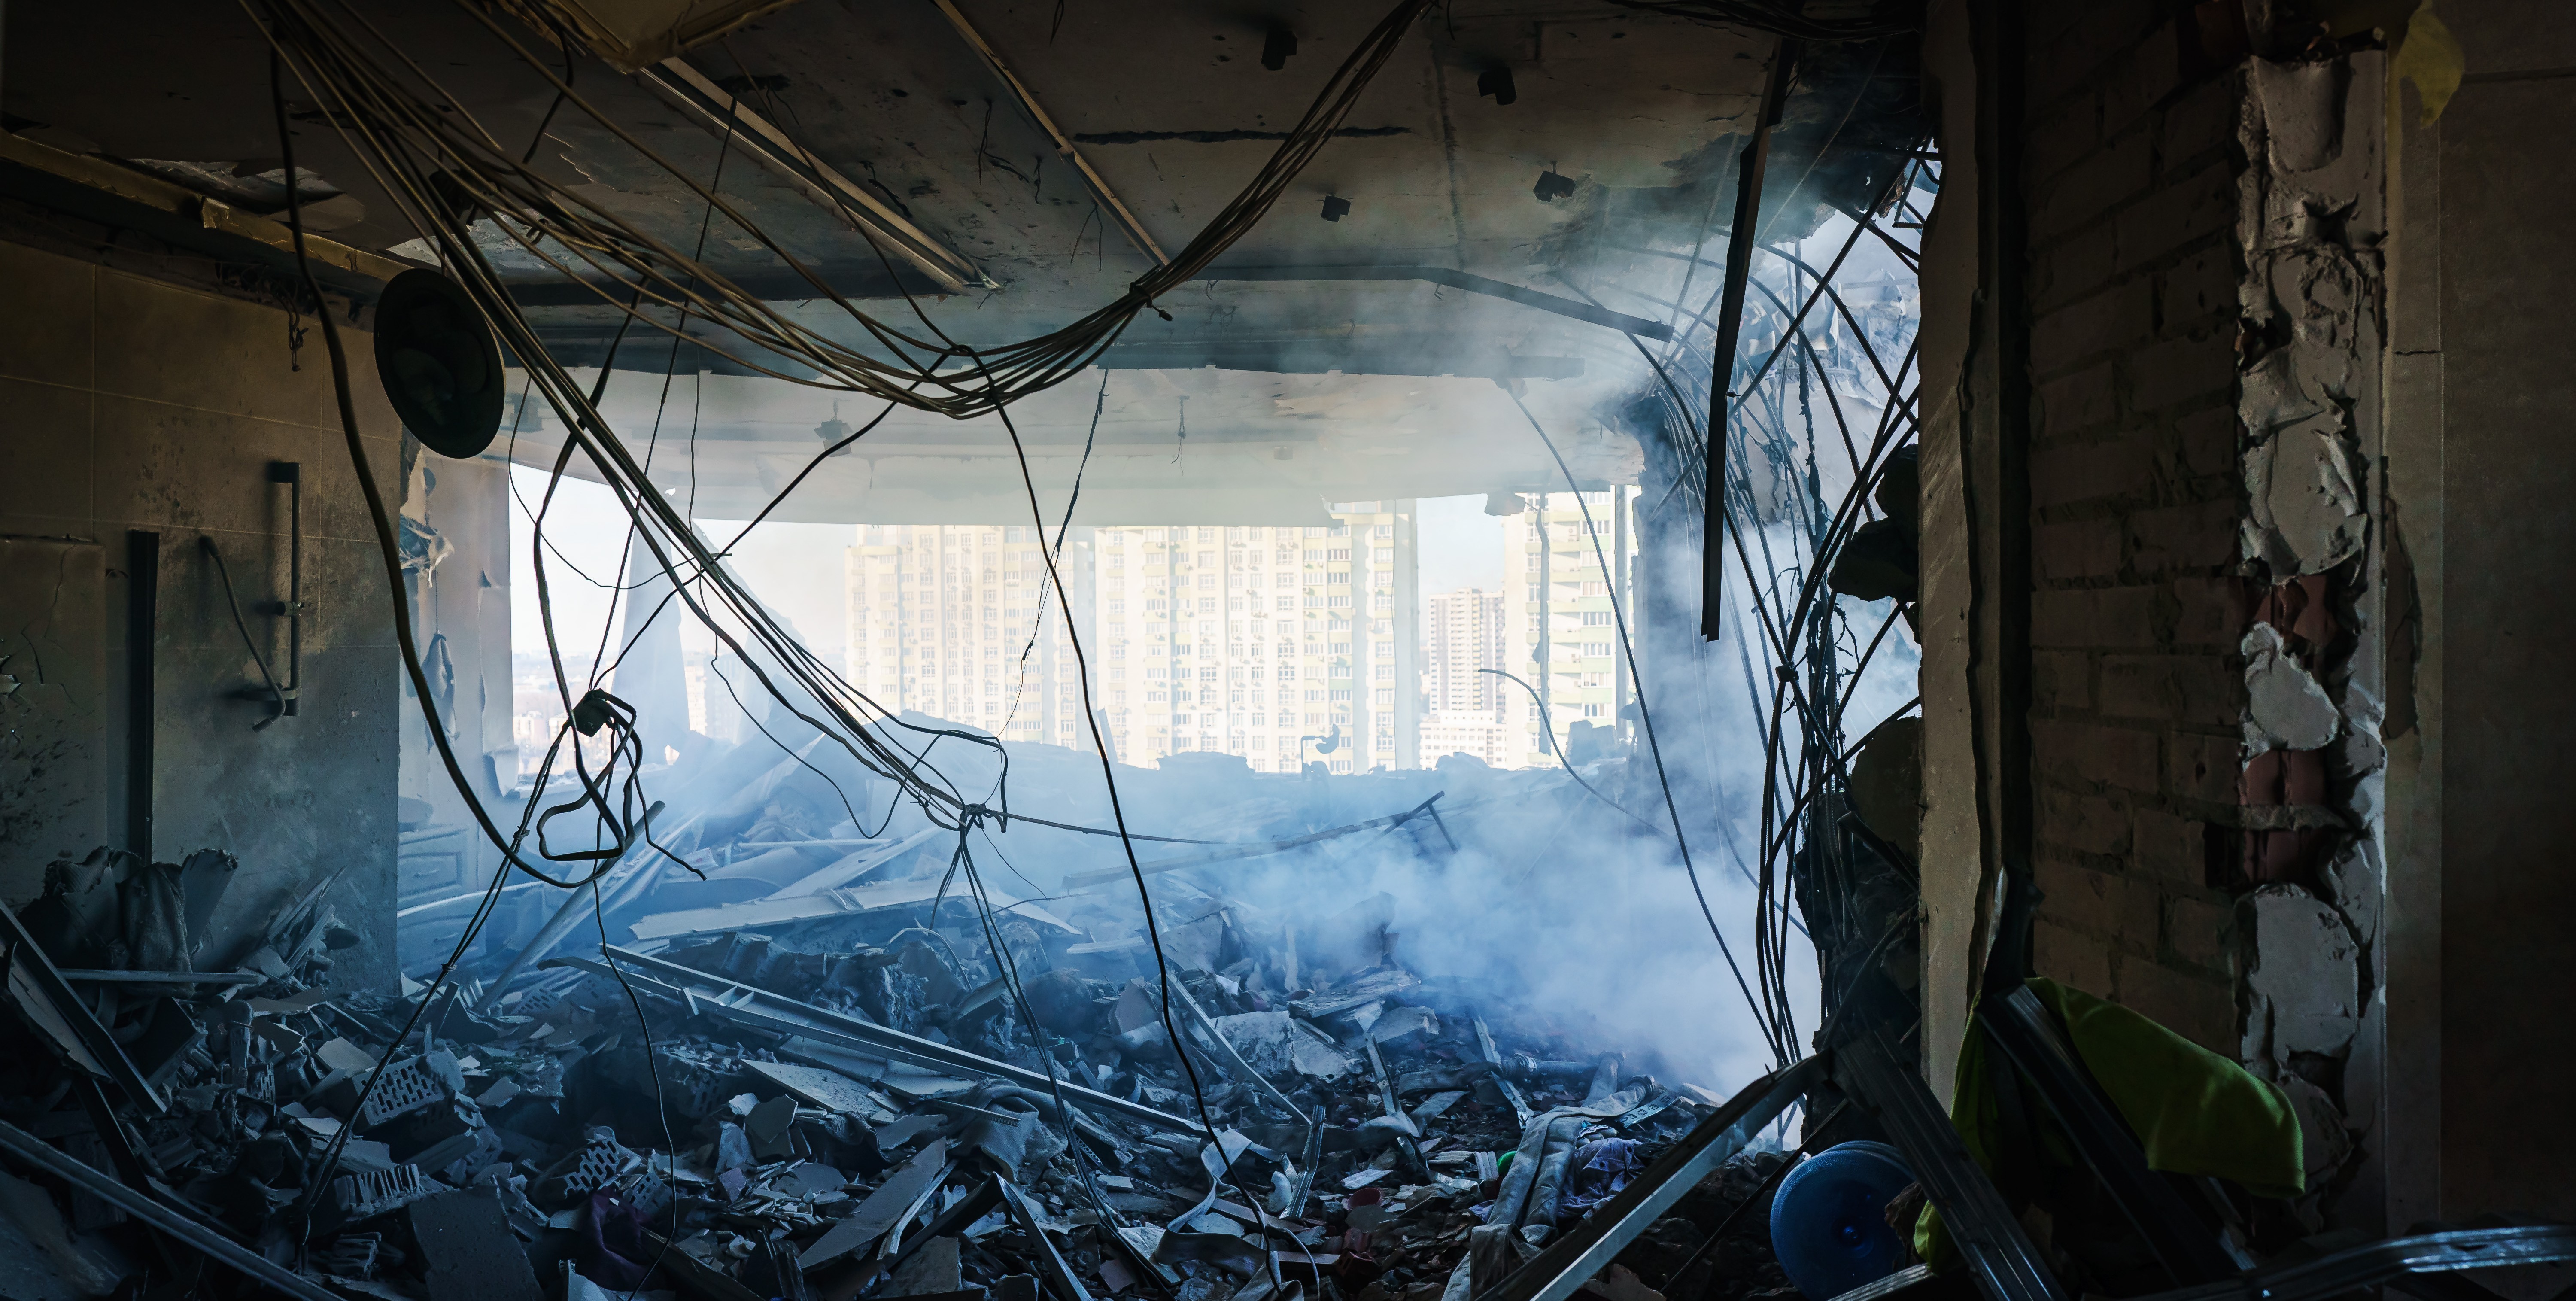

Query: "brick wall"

xmin=2012 ymin=0 xmax=2387 ymax=1226
xmin=2019 ymin=1 xmax=2249 ymax=1052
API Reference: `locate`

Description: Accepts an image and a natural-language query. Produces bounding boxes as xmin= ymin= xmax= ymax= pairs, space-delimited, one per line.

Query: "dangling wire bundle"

xmin=247 ymin=0 xmax=1436 ymax=417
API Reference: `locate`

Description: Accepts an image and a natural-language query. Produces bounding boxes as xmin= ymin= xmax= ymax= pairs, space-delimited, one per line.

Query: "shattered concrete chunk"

xmin=1206 ymin=1009 xmax=1352 ymax=1078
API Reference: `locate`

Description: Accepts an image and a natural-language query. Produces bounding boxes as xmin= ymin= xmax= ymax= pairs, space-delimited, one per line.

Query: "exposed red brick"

xmin=2251 ymin=574 xmax=2340 ymax=656
xmin=2237 ymin=747 xmax=2328 ymax=806
xmin=2234 ymin=827 xmax=2330 ymax=888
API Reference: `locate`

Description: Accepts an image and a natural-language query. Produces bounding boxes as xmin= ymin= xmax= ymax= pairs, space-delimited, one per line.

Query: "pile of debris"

xmin=0 ymin=842 xmax=1800 ymax=1301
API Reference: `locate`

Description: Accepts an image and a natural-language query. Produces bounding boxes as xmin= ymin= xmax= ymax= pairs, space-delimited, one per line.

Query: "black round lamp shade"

xmin=373 ymin=269 xmax=504 ymax=458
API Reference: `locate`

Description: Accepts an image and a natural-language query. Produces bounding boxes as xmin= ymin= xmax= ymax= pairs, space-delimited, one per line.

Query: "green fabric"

xmin=1911 ymin=977 xmax=2303 ymax=1267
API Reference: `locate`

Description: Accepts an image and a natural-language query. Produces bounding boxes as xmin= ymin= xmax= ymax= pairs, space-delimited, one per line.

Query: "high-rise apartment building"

xmin=1088 ymin=504 xmax=1419 ymax=772
xmin=842 ymin=505 xmax=1420 ymax=772
xmin=1425 ymin=589 xmax=1506 ymax=715
xmin=1419 ymin=587 xmax=1507 ymax=769
xmin=843 ymin=524 xmax=1095 ymax=746
xmin=1499 ymin=489 xmax=1640 ymax=766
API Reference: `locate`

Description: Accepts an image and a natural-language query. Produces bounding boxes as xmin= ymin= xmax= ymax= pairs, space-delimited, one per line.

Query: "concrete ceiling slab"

xmin=7 ymin=0 xmax=1920 ymax=514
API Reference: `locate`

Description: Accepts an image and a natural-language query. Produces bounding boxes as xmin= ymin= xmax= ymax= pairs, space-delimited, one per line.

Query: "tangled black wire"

xmin=248 ymin=0 xmax=1436 ymax=417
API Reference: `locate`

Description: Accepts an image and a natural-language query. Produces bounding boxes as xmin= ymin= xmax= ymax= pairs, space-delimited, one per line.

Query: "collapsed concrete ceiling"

xmin=4 ymin=0 xmax=1923 ymax=521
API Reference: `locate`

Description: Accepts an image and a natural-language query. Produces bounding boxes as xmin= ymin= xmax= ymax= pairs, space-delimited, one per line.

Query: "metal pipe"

xmin=1700 ymin=37 xmax=1799 ymax=642
xmin=270 ymin=461 xmax=302 ymax=715
xmin=125 ymin=530 xmax=157 ymax=860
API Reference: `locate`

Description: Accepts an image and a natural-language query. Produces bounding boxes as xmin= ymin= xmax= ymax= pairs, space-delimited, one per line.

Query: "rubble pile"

xmin=0 ymin=843 xmax=1804 ymax=1301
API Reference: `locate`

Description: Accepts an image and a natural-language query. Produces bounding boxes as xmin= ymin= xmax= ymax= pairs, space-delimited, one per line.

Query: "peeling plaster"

xmin=2243 ymin=409 xmax=2367 ymax=575
xmin=2244 ymin=623 xmax=2341 ymax=751
xmin=2229 ymin=52 xmax=2386 ymax=1220
xmin=2278 ymin=1070 xmax=2357 ymax=1182
xmin=2238 ymin=55 xmax=2383 ymax=578
xmin=2319 ymin=840 xmax=2382 ymax=950
xmin=2242 ymin=885 xmax=2363 ymax=1061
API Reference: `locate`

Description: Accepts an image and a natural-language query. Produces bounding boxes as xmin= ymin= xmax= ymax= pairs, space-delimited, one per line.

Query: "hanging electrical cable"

xmin=248 ymin=0 xmax=1436 ymax=418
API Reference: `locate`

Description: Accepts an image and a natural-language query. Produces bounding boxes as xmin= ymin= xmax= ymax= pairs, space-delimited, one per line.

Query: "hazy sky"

xmin=1416 ymin=493 xmax=1503 ymax=596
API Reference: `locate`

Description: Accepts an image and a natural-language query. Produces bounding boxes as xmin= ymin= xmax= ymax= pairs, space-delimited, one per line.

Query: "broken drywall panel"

xmin=2243 ymin=623 xmax=2340 ymax=752
xmin=2242 ymin=885 xmax=2362 ymax=1062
